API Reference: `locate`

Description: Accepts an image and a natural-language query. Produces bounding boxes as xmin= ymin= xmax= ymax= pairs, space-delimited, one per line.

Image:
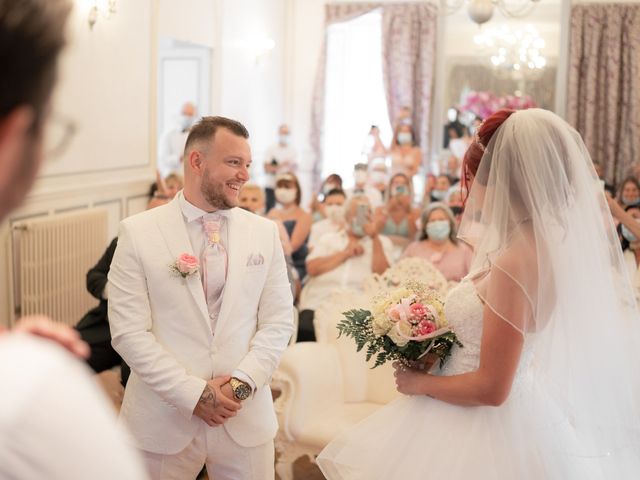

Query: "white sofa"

xmin=272 ymin=258 xmax=450 ymax=479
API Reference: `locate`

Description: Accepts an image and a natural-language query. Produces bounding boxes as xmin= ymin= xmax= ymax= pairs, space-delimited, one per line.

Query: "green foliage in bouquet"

xmin=337 ymin=308 xmax=463 ymax=369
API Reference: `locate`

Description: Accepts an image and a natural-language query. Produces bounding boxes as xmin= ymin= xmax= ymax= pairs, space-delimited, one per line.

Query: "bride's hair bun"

xmin=462 ymin=108 xmax=516 ymax=194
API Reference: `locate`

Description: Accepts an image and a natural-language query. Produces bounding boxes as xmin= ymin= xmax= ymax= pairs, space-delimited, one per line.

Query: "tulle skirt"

xmin=317 ymin=387 xmax=640 ymax=480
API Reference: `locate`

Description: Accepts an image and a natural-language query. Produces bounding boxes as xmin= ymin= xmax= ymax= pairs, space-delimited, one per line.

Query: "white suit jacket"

xmin=108 ymin=198 xmax=294 ymax=454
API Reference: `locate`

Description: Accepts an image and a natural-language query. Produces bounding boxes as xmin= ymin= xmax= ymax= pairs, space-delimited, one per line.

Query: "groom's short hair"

xmin=184 ymin=116 xmax=249 ymax=153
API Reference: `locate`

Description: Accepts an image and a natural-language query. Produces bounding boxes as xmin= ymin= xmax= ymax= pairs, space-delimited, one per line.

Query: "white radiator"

xmin=12 ymin=209 xmax=108 ymax=326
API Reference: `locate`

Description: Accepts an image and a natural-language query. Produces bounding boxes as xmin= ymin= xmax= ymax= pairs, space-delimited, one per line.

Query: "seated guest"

xmin=310 ymin=173 xmax=343 ymax=223
xmin=308 ymin=188 xmax=347 ymax=250
xmin=147 ymin=171 xmax=183 ymax=209
xmin=369 ymin=159 xmax=389 ymax=199
xmin=298 ymin=196 xmax=393 ymax=341
xmin=75 ymin=237 xmax=130 ymax=386
xmin=376 ymin=173 xmax=420 ymax=252
xmin=402 ymin=202 xmax=472 ymax=282
xmin=239 ymin=183 xmax=299 ymax=297
xmin=617 ymin=176 xmax=640 ymax=207
xmin=268 ymin=172 xmax=312 ymax=282
xmin=619 ymin=204 xmax=640 ymax=309
xmin=430 ymin=174 xmax=452 ymax=202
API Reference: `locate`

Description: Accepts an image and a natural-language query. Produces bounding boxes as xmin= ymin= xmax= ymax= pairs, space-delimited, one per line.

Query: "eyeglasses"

xmin=43 ymin=113 xmax=76 ymax=159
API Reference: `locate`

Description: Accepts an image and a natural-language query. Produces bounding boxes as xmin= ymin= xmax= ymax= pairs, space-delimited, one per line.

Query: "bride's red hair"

xmin=461 ymin=109 xmax=517 ymax=199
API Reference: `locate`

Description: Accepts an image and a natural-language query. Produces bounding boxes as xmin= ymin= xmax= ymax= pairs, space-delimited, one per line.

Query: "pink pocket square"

xmin=246 ymin=253 xmax=265 ymax=266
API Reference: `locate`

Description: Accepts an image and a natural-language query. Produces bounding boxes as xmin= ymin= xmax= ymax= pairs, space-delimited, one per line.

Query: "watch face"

xmin=235 ymin=383 xmax=251 ymax=400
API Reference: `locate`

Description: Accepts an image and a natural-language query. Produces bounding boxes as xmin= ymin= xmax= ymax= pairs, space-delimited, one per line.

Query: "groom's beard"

xmin=201 ymin=167 xmax=235 ymax=210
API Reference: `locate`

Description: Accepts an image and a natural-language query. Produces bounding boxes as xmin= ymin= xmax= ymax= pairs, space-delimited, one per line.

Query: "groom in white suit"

xmin=108 ymin=116 xmax=294 ymax=479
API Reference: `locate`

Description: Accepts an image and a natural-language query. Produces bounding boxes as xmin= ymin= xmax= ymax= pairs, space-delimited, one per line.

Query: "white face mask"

xmin=279 ymin=134 xmax=289 ymax=145
xmin=354 ymin=171 xmax=368 ymax=185
xmin=275 ymin=188 xmax=296 ymax=205
xmin=370 ymin=171 xmax=387 ymax=185
xmin=397 ymin=132 xmax=412 ymax=145
xmin=180 ymin=115 xmax=194 ymax=130
xmin=324 ymin=204 xmax=345 ymax=224
xmin=323 ymin=183 xmax=339 ymax=194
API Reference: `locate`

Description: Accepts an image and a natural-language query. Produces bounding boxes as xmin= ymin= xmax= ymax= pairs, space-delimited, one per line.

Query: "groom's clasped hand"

xmin=193 ymin=375 xmax=242 ymax=426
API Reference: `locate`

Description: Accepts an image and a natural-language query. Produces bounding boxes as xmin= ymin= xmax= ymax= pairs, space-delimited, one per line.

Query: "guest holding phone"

xmin=297 ymin=196 xmax=393 ymax=341
xmin=376 ymin=173 xmax=420 ymax=255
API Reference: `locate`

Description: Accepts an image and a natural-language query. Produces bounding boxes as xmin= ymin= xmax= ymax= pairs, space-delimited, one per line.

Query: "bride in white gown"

xmin=317 ymin=108 xmax=640 ymax=479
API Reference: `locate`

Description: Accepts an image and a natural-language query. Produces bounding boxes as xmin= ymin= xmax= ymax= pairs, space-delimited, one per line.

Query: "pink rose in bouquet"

xmin=410 ymin=302 xmax=427 ymax=321
xmin=416 ymin=320 xmax=436 ymax=336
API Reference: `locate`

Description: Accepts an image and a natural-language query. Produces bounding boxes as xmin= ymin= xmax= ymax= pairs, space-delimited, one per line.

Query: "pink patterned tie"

xmin=202 ymin=213 xmax=227 ymax=325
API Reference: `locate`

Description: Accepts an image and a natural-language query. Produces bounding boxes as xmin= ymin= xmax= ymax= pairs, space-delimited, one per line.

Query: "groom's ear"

xmin=186 ymin=148 xmax=204 ymax=177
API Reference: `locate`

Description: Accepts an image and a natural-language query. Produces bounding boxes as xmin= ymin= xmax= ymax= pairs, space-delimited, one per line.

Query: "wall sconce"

xmin=88 ymin=0 xmax=117 ymax=30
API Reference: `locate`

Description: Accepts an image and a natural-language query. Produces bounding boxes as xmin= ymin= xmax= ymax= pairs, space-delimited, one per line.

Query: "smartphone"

xmin=356 ymin=203 xmax=369 ymax=226
xmin=271 ymin=158 xmax=278 ymax=166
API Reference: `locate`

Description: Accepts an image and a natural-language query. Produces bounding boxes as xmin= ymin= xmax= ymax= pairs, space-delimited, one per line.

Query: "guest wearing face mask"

xmin=298 ymin=196 xmax=393 ymax=341
xmin=263 ymin=124 xmax=298 ymax=212
xmin=310 ymin=173 xmax=343 ymax=223
xmin=617 ymin=176 xmax=640 ymax=208
xmin=346 ymin=163 xmax=383 ymax=209
xmin=268 ymin=173 xmax=312 ymax=282
xmin=376 ymin=173 xmax=420 ymax=254
xmin=369 ymin=159 xmax=389 ymax=198
xmin=158 ymin=102 xmax=197 ymax=178
xmin=308 ymin=189 xmax=347 ymax=250
xmin=619 ymin=204 xmax=640 ymax=310
xmin=390 ymin=124 xmax=421 ymax=180
xmin=401 ymin=203 xmax=472 ymax=282
xmin=430 ymin=174 xmax=453 ymax=203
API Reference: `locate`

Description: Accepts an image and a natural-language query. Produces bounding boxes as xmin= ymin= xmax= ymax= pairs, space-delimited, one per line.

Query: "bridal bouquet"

xmin=337 ymin=281 xmax=462 ymax=368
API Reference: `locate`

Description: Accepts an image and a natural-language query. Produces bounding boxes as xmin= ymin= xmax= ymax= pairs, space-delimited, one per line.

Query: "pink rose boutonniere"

xmin=171 ymin=253 xmax=199 ymax=278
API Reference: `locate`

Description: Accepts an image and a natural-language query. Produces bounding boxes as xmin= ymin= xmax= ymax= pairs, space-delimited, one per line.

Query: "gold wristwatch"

xmin=229 ymin=377 xmax=251 ymax=401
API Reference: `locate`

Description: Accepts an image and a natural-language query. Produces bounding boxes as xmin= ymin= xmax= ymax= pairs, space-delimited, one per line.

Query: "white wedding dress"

xmin=317 ymin=278 xmax=639 ymax=479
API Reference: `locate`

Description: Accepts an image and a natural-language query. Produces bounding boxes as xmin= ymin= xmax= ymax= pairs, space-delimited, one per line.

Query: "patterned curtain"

xmin=381 ymin=3 xmax=438 ymax=162
xmin=310 ymin=3 xmax=382 ymax=189
xmin=567 ymin=3 xmax=640 ymax=189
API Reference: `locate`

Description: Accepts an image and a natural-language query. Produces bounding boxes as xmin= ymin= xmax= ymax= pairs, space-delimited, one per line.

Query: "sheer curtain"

xmin=311 ymin=2 xmax=439 ymax=188
xmin=567 ymin=3 xmax=640 ymax=188
xmin=322 ymin=9 xmax=392 ymax=185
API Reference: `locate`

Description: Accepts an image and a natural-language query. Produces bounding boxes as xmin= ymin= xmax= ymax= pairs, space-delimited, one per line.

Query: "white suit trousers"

xmin=141 ymin=423 xmax=274 ymax=480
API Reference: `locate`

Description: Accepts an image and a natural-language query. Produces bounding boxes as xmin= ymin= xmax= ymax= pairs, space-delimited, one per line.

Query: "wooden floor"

xmin=96 ymin=370 xmax=325 ymax=480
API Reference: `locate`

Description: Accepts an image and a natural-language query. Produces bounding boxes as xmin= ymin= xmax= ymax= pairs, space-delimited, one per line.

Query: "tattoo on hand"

xmin=200 ymin=386 xmax=217 ymax=408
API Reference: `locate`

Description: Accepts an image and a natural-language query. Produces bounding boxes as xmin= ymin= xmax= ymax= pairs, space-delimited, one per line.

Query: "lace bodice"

xmin=440 ymin=280 xmax=534 ymax=391
xmin=441 ymin=280 xmax=484 ymax=376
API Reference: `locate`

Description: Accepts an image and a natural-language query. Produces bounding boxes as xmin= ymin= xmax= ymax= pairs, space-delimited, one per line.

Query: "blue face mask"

xmin=426 ymin=220 xmax=451 ymax=241
xmin=622 ymin=224 xmax=638 ymax=243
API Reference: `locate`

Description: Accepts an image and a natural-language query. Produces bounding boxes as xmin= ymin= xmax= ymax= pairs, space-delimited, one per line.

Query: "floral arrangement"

xmin=170 ymin=253 xmax=199 ymax=278
xmin=458 ymin=91 xmax=537 ymax=120
xmin=337 ymin=281 xmax=462 ymax=368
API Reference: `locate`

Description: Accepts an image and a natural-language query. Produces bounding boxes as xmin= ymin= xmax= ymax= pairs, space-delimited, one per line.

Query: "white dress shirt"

xmin=299 ymin=231 xmax=393 ymax=312
xmin=177 ymin=192 xmax=256 ymax=391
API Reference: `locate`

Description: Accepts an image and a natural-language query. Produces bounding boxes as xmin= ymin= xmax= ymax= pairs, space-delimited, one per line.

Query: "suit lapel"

xmin=215 ymin=208 xmax=248 ymax=334
xmin=156 ymin=199 xmax=210 ymax=325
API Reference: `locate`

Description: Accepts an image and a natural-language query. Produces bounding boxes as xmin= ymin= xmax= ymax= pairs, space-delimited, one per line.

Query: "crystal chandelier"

xmin=441 ymin=0 xmax=542 ymax=26
xmin=473 ymin=25 xmax=547 ymax=78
